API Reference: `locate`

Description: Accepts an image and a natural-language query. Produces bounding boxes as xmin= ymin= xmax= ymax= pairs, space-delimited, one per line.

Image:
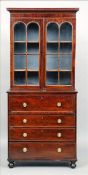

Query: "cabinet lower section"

xmin=8 ymin=91 xmax=77 ymax=168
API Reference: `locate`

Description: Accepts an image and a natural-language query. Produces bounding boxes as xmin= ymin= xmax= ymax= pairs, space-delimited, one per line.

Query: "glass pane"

xmin=28 ymin=55 xmax=39 ymax=70
xmin=60 ymin=43 xmax=72 ymax=54
xmin=47 ymin=23 xmax=58 ymax=41
xmin=60 ymin=22 xmax=72 ymax=41
xmin=60 ymin=55 xmax=72 ymax=70
xmin=27 ymin=71 xmax=39 ymax=84
xmin=14 ymin=71 xmax=26 ymax=85
xmin=27 ymin=23 xmax=39 ymax=41
xmin=60 ymin=71 xmax=71 ymax=85
xmin=14 ymin=43 xmax=26 ymax=53
xmin=14 ymin=23 xmax=26 ymax=41
xmin=46 ymin=55 xmax=58 ymax=70
xmin=27 ymin=43 xmax=39 ymax=54
xmin=47 ymin=43 xmax=58 ymax=54
xmin=46 ymin=72 xmax=58 ymax=85
xmin=14 ymin=55 xmax=26 ymax=69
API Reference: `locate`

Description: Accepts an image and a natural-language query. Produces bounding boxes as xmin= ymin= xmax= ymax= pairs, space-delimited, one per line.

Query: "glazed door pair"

xmin=13 ymin=18 xmax=73 ymax=90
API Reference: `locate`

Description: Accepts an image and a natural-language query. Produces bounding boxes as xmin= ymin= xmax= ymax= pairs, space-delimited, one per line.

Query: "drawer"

xmin=9 ymin=128 xmax=75 ymax=141
xmin=9 ymin=115 xmax=76 ymax=127
xmin=8 ymin=94 xmax=76 ymax=114
xmin=9 ymin=142 xmax=76 ymax=160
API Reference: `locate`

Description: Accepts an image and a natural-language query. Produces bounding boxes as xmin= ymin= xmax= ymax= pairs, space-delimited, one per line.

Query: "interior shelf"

xmin=60 ymin=41 xmax=72 ymax=43
xmin=60 ymin=70 xmax=71 ymax=72
xmin=46 ymin=70 xmax=58 ymax=72
xmin=14 ymin=41 xmax=26 ymax=43
xmin=14 ymin=69 xmax=26 ymax=72
xmin=27 ymin=69 xmax=39 ymax=72
xmin=27 ymin=41 xmax=39 ymax=43
xmin=47 ymin=41 xmax=58 ymax=43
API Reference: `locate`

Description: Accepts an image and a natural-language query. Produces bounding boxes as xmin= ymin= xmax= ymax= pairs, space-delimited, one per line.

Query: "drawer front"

xmin=9 ymin=94 xmax=75 ymax=113
xmin=9 ymin=115 xmax=76 ymax=127
xmin=9 ymin=128 xmax=75 ymax=141
xmin=9 ymin=142 xmax=76 ymax=160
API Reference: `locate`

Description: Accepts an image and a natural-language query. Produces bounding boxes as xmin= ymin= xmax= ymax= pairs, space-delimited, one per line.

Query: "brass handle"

xmin=22 ymin=102 xmax=27 ymax=108
xmin=57 ymin=102 xmax=61 ymax=107
xmin=22 ymin=147 xmax=28 ymax=153
xmin=57 ymin=133 xmax=62 ymax=138
xmin=23 ymin=133 xmax=28 ymax=137
xmin=57 ymin=148 xmax=62 ymax=153
xmin=57 ymin=119 xmax=62 ymax=124
xmin=23 ymin=119 xmax=28 ymax=124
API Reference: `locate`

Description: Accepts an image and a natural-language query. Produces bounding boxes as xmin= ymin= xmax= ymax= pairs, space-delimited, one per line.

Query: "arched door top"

xmin=47 ymin=22 xmax=59 ymax=42
xmin=27 ymin=22 xmax=39 ymax=42
xmin=60 ymin=22 xmax=72 ymax=41
xmin=14 ymin=22 xmax=26 ymax=41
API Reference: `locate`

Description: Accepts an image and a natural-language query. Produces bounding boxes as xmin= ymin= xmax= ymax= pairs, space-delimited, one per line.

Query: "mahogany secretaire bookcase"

xmin=7 ymin=8 xmax=79 ymax=168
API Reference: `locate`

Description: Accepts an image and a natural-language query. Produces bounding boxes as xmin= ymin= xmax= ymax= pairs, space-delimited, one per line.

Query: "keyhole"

xmin=41 ymin=96 xmax=44 ymax=100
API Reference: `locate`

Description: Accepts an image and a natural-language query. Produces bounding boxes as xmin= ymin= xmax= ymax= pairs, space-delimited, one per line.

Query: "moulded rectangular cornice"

xmin=7 ymin=8 xmax=79 ymax=13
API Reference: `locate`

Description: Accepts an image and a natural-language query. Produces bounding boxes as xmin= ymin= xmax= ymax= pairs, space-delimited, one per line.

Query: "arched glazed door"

xmin=46 ymin=21 xmax=72 ymax=86
xmin=14 ymin=21 xmax=41 ymax=87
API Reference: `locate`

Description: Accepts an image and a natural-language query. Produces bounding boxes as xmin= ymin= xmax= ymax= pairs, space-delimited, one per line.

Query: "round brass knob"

xmin=23 ymin=133 xmax=27 ymax=137
xmin=57 ymin=132 xmax=62 ymax=138
xmin=57 ymin=119 xmax=62 ymax=124
xmin=57 ymin=102 xmax=61 ymax=107
xmin=22 ymin=102 xmax=27 ymax=108
xmin=22 ymin=147 xmax=28 ymax=153
xmin=57 ymin=148 xmax=62 ymax=153
xmin=23 ymin=119 xmax=27 ymax=124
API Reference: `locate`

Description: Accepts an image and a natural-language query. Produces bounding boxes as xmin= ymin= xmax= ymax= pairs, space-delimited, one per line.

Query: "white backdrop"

xmin=0 ymin=1 xmax=88 ymax=175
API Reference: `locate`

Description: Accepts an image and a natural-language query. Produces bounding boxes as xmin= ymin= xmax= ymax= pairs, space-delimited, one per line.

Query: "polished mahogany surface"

xmin=7 ymin=8 xmax=78 ymax=167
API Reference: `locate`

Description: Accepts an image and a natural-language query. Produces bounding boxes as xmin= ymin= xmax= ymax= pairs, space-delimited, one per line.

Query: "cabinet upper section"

xmin=7 ymin=8 xmax=79 ymax=91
